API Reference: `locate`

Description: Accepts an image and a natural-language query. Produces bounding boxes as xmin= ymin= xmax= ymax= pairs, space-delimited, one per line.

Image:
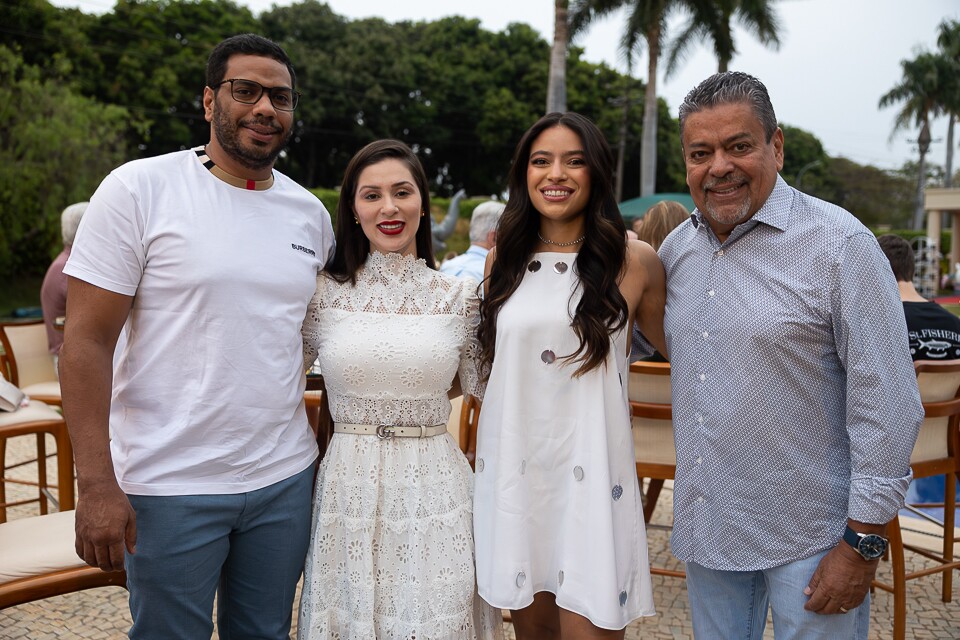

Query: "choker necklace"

xmin=194 ymin=146 xmax=274 ymax=191
xmin=538 ymin=232 xmax=585 ymax=247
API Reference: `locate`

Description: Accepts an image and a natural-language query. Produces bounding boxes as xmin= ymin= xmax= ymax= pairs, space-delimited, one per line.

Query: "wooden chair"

xmin=872 ymin=359 xmax=960 ymax=640
xmin=0 ymin=320 xmax=60 ymax=407
xmin=305 ymin=374 xmax=333 ymax=462
xmin=628 ymin=361 xmax=683 ymax=579
xmin=0 ymin=400 xmax=73 ymax=524
xmin=628 ymin=361 xmax=676 ymax=522
xmin=457 ymin=394 xmax=481 ymax=469
xmin=0 ymin=509 xmax=126 ymax=609
xmin=0 ymin=397 xmax=125 ymax=608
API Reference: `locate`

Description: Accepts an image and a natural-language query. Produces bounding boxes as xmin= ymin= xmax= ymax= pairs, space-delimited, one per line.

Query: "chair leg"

xmin=0 ymin=436 xmax=6 ymax=524
xmin=889 ymin=518 xmax=907 ymax=640
xmin=943 ymin=472 xmax=956 ymax=603
xmin=644 ymin=479 xmax=664 ymax=524
xmin=36 ymin=433 xmax=48 ymax=515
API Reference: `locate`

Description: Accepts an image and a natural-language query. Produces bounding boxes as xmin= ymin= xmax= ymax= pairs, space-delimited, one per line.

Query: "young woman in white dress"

xmin=298 ymin=139 xmax=503 ymax=640
xmin=474 ymin=113 xmax=667 ymax=639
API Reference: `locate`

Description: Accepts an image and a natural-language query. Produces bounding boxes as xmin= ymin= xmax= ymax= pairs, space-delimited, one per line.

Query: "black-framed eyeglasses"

xmin=212 ymin=78 xmax=300 ymax=112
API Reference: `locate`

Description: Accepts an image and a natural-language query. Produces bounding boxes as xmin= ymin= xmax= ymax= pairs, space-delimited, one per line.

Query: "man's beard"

xmin=212 ymin=102 xmax=291 ymax=171
xmin=701 ymin=175 xmax=752 ymax=228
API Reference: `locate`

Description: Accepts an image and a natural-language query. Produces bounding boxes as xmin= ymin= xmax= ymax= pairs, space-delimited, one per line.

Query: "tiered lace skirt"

xmin=297 ymin=432 xmax=503 ymax=640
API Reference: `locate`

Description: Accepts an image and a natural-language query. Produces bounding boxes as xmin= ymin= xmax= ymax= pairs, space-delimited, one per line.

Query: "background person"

xmin=630 ymin=200 xmax=689 ymax=361
xmin=475 ymin=112 xmax=666 ymax=639
xmin=877 ymin=234 xmax=960 ymax=360
xmin=636 ymin=200 xmax=689 ymax=251
xmin=40 ymin=201 xmax=88 ymax=375
xmin=660 ymin=71 xmax=921 ymax=639
xmin=440 ymin=200 xmax=505 ymax=283
xmin=59 ymin=34 xmax=334 ymax=639
xmin=298 ymin=139 xmax=502 ymax=639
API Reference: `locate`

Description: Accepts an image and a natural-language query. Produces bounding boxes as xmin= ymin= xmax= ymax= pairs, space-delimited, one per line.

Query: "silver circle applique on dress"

xmin=573 ymin=465 xmax=584 ymax=481
xmin=612 ymin=484 xmax=623 ymax=501
xmin=477 ymin=458 xmax=484 ymax=472
xmin=528 ymin=260 xmax=541 ymax=272
xmin=558 ymin=570 xmax=564 ymax=586
xmin=554 ymin=261 xmax=568 ymax=274
xmin=541 ymin=349 xmax=556 ymax=364
xmin=619 ymin=590 xmax=628 ymax=606
xmin=516 ymin=571 xmax=526 ymax=588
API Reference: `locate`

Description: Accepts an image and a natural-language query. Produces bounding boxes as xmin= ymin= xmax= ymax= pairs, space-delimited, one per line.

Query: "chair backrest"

xmin=912 ymin=360 xmax=960 ymax=470
xmin=458 ymin=394 xmax=481 ymax=469
xmin=0 ymin=321 xmax=56 ymax=388
xmin=628 ymin=361 xmax=676 ymax=468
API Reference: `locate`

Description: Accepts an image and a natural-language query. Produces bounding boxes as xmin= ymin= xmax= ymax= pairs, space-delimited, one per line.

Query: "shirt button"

xmin=697 ymin=496 xmax=705 ymax=503
xmin=699 ymin=374 xmax=706 ymax=381
xmin=716 ymin=249 xmax=724 ymax=257
xmin=702 ymin=331 xmax=709 ymax=339
xmin=708 ymin=290 xmax=715 ymax=297
xmin=696 ymin=413 xmax=703 ymax=423
xmin=696 ymin=457 xmax=703 ymax=464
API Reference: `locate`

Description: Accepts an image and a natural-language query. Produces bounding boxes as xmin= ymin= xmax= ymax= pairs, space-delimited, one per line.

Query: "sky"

xmin=50 ymin=0 xmax=960 ymax=173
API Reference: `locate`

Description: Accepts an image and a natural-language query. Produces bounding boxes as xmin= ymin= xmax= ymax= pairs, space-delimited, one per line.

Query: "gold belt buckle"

xmin=376 ymin=425 xmax=395 ymax=439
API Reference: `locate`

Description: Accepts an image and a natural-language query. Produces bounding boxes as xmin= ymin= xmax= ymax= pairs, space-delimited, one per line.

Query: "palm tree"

xmin=936 ymin=19 xmax=960 ymax=187
xmin=879 ymin=52 xmax=946 ymax=229
xmin=570 ymin=0 xmax=723 ymax=197
xmin=664 ymin=0 xmax=782 ymax=77
xmin=547 ymin=0 xmax=569 ymax=113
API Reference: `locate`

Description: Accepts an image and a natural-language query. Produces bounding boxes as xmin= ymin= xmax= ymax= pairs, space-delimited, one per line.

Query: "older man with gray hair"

xmin=41 ymin=201 xmax=88 ymax=371
xmin=440 ymin=200 xmax=504 ymax=284
xmin=660 ymin=71 xmax=921 ymax=639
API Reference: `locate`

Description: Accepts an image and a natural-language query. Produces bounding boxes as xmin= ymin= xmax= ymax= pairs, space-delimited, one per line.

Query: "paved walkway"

xmin=2 ymin=433 xmax=957 ymax=639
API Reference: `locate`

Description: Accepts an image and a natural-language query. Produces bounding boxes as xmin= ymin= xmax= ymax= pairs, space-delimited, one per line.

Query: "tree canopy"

xmin=0 ymin=0 xmax=929 ymax=277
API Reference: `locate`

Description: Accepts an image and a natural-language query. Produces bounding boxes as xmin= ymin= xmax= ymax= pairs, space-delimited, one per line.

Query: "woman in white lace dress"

xmin=298 ymin=139 xmax=502 ymax=640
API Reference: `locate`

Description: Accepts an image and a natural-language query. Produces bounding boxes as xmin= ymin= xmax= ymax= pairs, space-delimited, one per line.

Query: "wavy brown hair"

xmin=478 ymin=112 xmax=627 ymax=377
xmin=638 ymin=200 xmax=689 ymax=251
xmin=327 ymin=139 xmax=436 ymax=284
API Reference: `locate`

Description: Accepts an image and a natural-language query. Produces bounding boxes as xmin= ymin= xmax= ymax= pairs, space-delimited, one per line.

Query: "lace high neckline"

xmin=357 ymin=251 xmax=430 ymax=285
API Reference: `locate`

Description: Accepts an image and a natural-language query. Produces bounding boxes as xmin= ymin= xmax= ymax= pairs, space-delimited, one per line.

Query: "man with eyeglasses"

xmin=60 ymin=34 xmax=334 ymax=639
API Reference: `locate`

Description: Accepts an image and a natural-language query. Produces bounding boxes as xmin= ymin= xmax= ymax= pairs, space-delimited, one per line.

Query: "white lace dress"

xmin=298 ymin=251 xmax=503 ymax=640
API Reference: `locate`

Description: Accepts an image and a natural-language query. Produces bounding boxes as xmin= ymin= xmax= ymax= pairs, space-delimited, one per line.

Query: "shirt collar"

xmin=466 ymin=245 xmax=490 ymax=257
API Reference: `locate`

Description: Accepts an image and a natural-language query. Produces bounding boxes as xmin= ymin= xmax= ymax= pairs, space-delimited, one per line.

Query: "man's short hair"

xmin=469 ymin=201 xmax=505 ymax=244
xmin=877 ymin=234 xmax=916 ymax=282
xmin=206 ymin=33 xmax=297 ymax=90
xmin=679 ymin=71 xmax=778 ymax=143
xmin=61 ymin=202 xmax=88 ymax=247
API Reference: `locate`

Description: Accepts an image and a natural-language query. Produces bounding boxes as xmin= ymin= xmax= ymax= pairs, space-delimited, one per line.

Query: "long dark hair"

xmin=327 ymin=139 xmax=436 ymax=284
xmin=478 ymin=112 xmax=627 ymax=377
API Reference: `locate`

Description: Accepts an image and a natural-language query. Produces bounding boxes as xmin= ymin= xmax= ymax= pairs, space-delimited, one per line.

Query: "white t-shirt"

xmin=65 ymin=149 xmax=335 ymax=496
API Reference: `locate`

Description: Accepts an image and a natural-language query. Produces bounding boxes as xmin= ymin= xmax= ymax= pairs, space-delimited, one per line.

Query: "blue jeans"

xmin=685 ymin=550 xmax=870 ymax=640
xmin=125 ymin=465 xmax=314 ymax=640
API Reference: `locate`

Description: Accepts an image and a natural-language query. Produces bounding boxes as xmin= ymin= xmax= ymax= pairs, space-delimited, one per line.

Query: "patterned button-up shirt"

xmin=660 ymin=176 xmax=922 ymax=571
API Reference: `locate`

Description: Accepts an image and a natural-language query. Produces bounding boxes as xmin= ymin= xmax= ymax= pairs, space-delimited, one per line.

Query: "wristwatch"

xmin=842 ymin=525 xmax=888 ymax=560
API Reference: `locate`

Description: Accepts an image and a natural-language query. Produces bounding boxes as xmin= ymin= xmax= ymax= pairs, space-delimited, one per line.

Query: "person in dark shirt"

xmin=877 ymin=234 xmax=960 ymax=360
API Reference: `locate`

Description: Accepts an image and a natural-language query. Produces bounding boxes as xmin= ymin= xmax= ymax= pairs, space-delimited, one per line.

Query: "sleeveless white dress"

xmin=473 ymin=251 xmax=655 ymax=630
xmin=298 ymin=252 xmax=503 ymax=640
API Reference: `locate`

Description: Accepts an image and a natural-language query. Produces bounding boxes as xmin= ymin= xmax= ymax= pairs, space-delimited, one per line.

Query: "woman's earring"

xmin=420 ymin=210 xmax=425 ymax=217
xmin=354 ymin=217 xmax=360 ymax=225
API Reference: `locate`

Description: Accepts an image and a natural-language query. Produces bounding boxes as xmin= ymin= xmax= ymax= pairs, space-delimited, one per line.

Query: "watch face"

xmin=859 ymin=534 xmax=887 ymax=559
